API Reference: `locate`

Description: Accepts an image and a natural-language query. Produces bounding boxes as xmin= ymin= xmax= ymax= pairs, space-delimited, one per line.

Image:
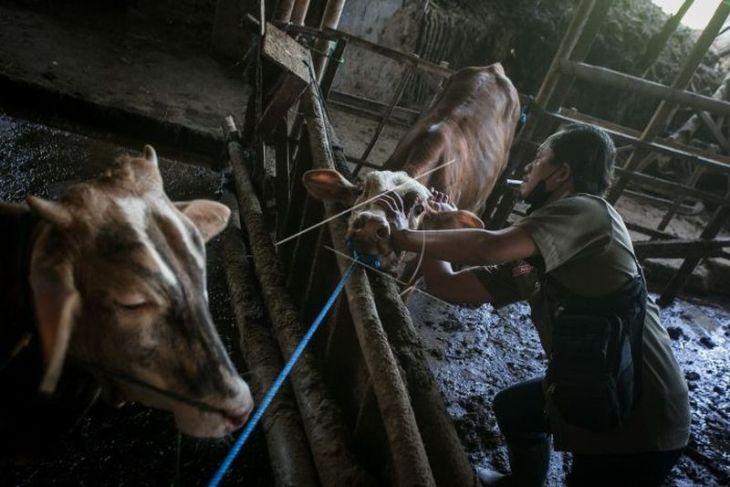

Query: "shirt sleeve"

xmin=512 ymin=196 xmax=612 ymax=273
xmin=472 ymin=261 xmax=538 ymax=309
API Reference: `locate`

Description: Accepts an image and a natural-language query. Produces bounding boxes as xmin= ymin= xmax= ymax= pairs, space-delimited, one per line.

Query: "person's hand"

xmin=375 ymin=191 xmax=408 ymax=232
xmin=428 ymin=188 xmax=457 ymax=213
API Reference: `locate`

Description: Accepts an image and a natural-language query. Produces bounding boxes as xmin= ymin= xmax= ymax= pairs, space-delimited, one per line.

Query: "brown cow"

xmin=303 ymin=63 xmax=520 ymax=273
xmin=0 ymin=146 xmax=253 ymax=442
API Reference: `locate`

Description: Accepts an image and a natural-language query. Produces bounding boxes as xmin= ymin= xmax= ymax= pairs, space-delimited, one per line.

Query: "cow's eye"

xmin=115 ymin=301 xmax=149 ymax=311
xmin=413 ymin=204 xmax=425 ymax=216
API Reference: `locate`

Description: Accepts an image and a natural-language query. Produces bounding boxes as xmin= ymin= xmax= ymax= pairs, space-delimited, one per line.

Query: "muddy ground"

xmin=1 ymin=1 xmax=729 ymax=486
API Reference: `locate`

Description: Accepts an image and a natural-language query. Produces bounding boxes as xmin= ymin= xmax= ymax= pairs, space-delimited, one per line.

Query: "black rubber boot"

xmin=478 ymin=440 xmax=551 ymax=486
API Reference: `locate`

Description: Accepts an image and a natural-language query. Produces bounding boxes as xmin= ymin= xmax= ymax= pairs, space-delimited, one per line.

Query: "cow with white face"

xmin=0 ymin=145 xmax=253 ymax=440
xmin=303 ymin=169 xmax=482 ymax=274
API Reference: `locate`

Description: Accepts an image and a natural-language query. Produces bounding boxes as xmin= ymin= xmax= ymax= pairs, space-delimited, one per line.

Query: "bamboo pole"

xmin=313 ymin=0 xmax=348 ymax=81
xmin=607 ymin=2 xmax=730 ymax=203
xmin=559 ymin=60 xmax=730 ymax=118
xmin=290 ymin=0 xmax=311 ymax=25
xmin=371 ymin=276 xmax=479 ymax=487
xmin=304 ymin=86 xmax=437 ymax=487
xmin=274 ymin=0 xmax=297 ymax=23
xmin=224 ymin=117 xmax=375 ymax=487
xmin=638 ymin=0 xmax=695 ymax=76
xmin=221 ymin=191 xmax=319 ymax=487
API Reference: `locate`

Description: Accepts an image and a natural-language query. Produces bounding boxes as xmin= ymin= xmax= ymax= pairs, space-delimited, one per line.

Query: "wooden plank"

xmin=560 ymin=60 xmax=730 ymax=118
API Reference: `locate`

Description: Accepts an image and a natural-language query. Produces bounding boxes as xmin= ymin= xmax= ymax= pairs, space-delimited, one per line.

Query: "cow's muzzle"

xmin=349 ymin=213 xmax=391 ymax=256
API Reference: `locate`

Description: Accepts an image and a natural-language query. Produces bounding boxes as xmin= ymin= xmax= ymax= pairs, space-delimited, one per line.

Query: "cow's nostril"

xmin=352 ymin=217 xmax=366 ymax=230
xmin=376 ymin=226 xmax=390 ymax=240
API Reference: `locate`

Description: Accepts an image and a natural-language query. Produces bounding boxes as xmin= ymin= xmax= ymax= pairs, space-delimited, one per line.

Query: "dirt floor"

xmin=1 ymin=2 xmax=729 ymax=486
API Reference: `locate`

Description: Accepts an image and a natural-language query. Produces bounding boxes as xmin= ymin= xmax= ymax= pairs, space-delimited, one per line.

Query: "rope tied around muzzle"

xmin=208 ymin=246 xmax=380 ymax=487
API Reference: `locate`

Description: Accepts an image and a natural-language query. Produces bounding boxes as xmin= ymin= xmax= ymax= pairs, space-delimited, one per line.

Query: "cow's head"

xmin=26 ymin=145 xmax=253 ymax=438
xmin=303 ymin=169 xmax=483 ymax=274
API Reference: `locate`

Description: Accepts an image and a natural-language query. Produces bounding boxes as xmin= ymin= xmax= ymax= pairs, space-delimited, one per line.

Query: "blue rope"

xmin=208 ymin=247 xmax=379 ymax=487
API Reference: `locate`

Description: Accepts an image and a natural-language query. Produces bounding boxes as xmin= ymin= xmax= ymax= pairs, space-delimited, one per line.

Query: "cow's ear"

xmin=302 ymin=169 xmax=359 ymax=204
xmin=424 ymin=209 xmax=484 ymax=230
xmin=175 ymin=200 xmax=231 ymax=243
xmin=26 ymin=196 xmax=73 ymax=228
xmin=29 ymin=229 xmax=80 ymax=395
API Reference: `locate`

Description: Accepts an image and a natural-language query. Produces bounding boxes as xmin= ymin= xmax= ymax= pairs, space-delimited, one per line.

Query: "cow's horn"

xmin=143 ymin=145 xmax=158 ymax=166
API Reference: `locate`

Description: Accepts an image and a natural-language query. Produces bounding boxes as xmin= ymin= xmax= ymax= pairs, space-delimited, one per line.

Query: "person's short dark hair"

xmin=545 ymin=124 xmax=616 ymax=196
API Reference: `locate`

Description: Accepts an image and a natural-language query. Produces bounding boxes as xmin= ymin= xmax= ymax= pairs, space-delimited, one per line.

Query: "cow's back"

xmin=383 ymin=63 xmax=520 ymax=212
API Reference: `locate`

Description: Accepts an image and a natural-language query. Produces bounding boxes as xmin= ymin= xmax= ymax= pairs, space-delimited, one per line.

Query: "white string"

xmin=323 ymin=245 xmax=453 ymax=307
xmin=276 ymin=159 xmax=457 ymax=246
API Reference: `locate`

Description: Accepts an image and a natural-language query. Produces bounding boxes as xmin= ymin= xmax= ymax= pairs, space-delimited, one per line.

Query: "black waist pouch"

xmin=543 ymin=274 xmax=645 ymax=432
xmin=545 ymin=313 xmax=635 ymax=432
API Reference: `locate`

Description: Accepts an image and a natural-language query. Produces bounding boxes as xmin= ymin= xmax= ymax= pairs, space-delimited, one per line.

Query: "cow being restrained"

xmin=0 ymin=146 xmax=253 ymax=449
xmin=303 ymin=63 xmax=520 ymax=272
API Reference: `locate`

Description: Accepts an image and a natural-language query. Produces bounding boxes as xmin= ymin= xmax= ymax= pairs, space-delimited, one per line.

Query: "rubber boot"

xmin=478 ymin=440 xmax=551 ymax=486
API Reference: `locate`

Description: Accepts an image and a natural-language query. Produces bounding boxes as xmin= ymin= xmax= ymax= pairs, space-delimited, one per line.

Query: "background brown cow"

xmin=304 ymin=63 xmax=520 ymax=273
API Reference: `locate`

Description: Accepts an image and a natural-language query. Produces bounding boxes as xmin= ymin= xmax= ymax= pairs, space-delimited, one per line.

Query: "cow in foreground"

xmin=303 ymin=63 xmax=520 ymax=272
xmin=0 ymin=146 xmax=253 ymax=442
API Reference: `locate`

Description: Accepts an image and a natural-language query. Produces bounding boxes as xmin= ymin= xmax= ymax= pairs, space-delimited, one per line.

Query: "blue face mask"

xmin=524 ymin=167 xmax=562 ymax=211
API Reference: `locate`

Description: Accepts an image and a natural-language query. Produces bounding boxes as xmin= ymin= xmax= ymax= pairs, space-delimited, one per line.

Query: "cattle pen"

xmin=1 ymin=0 xmax=730 ymax=486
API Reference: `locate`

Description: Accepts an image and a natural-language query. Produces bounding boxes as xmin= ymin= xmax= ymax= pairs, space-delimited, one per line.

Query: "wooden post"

xmin=304 ymin=87 xmax=437 ymax=487
xmin=607 ymin=2 xmax=730 ymax=203
xmin=224 ymin=117 xmax=375 ymax=487
xmin=221 ymin=191 xmax=319 ymax=487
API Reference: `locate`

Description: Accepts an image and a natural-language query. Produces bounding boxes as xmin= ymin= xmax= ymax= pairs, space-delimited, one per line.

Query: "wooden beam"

xmin=638 ymin=0 xmax=694 ymax=75
xmin=559 ymin=60 xmax=730 ymax=118
xmin=277 ymin=22 xmax=454 ymax=79
xmin=633 ymin=238 xmax=730 ymax=259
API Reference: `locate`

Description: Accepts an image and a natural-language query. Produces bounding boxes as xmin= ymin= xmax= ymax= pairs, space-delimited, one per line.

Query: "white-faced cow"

xmin=0 ymin=146 xmax=253 ymax=442
xmin=303 ymin=63 xmax=520 ymax=273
